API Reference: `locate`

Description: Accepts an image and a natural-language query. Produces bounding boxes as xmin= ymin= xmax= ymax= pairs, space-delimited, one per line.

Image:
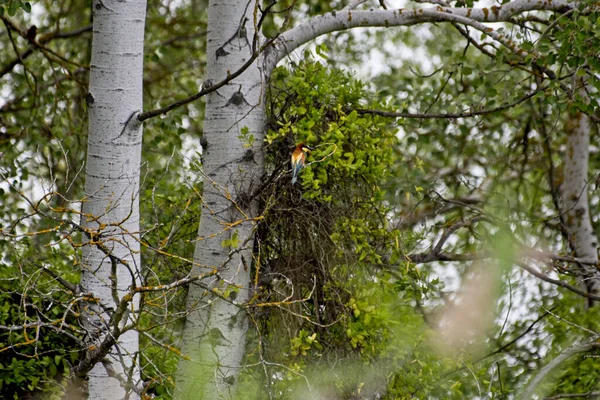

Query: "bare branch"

xmin=517 ymin=262 xmax=600 ymax=303
xmin=268 ymin=0 xmax=575 ymax=67
xmin=343 ymin=0 xmax=369 ymax=10
xmin=522 ymin=337 xmax=600 ymax=399
xmin=355 ymin=88 xmax=540 ymax=119
xmin=408 ymin=250 xmax=493 ymax=264
xmin=544 ymin=391 xmax=600 ymax=400
xmin=40 ymin=264 xmax=79 ymax=293
xmin=137 ymin=47 xmax=262 ymax=121
xmin=396 ymin=196 xmax=482 ymax=229
xmin=0 ymin=17 xmax=91 ymax=78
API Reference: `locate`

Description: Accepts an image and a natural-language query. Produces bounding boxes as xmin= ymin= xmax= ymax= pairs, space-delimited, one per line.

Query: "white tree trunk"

xmin=175 ymin=0 xmax=265 ymax=398
xmin=562 ymin=110 xmax=600 ymax=307
xmin=79 ymin=1 xmax=146 ymax=398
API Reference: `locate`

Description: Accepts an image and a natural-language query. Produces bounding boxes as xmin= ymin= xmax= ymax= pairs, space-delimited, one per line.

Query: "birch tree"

xmin=562 ymin=109 xmax=600 ymax=308
xmin=76 ymin=0 xmax=147 ymax=398
xmin=174 ymin=2 xmax=264 ymax=397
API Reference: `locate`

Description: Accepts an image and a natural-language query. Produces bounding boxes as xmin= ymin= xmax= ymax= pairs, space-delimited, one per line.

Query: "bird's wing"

xmin=291 ymin=150 xmax=304 ymax=168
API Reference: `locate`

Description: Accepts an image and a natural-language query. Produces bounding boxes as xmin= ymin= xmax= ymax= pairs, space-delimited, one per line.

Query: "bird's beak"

xmin=305 ymin=145 xmax=315 ymax=151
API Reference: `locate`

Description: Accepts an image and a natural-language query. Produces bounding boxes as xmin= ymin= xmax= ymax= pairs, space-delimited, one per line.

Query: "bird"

xmin=291 ymin=143 xmax=314 ymax=185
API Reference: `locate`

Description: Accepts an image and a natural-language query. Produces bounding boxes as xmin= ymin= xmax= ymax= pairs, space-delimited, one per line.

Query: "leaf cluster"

xmin=237 ymin=60 xmax=447 ymax=398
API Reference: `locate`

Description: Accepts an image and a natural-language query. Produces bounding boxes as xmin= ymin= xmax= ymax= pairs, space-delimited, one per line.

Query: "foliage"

xmin=0 ymin=242 xmax=81 ymax=398
xmin=245 ymin=59 xmax=449 ymax=398
xmin=0 ymin=0 xmax=89 ymax=384
xmin=0 ymin=0 xmax=31 ymax=16
xmin=318 ymin=2 xmax=600 ymax=396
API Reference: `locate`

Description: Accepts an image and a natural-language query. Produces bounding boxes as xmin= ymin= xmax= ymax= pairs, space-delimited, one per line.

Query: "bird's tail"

xmin=292 ymin=164 xmax=300 ymax=185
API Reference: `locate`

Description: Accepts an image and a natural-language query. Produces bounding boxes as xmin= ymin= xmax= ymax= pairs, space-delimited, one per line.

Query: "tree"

xmin=1 ymin=0 xmax=600 ymax=398
xmin=75 ymin=0 xmax=147 ymax=398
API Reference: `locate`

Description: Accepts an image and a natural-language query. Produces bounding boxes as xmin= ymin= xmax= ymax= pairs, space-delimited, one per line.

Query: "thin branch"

xmin=355 ymin=88 xmax=540 ymax=119
xmin=408 ymin=250 xmax=493 ymax=264
xmin=521 ymin=337 xmax=600 ymax=399
xmin=0 ymin=16 xmax=90 ymax=74
xmin=422 ymin=70 xmax=453 ymax=116
xmin=137 ymin=44 xmax=264 ymax=121
xmin=433 ymin=217 xmax=485 ymax=254
xmin=396 ymin=196 xmax=482 ymax=229
xmin=408 ymin=245 xmax=600 ymax=303
xmin=544 ymin=392 xmax=600 ymax=400
xmin=270 ymin=0 xmax=575 ymax=66
xmin=343 ymin=0 xmax=369 ymax=10
xmin=40 ymin=265 xmax=79 ymax=293
xmin=0 ymin=67 xmax=87 ymax=114
xmin=536 ymin=89 xmax=571 ymax=242
xmin=443 ymin=308 xmax=554 ymax=382
xmin=157 ymin=31 xmax=207 ymax=47
xmin=477 ymin=308 xmax=554 ymax=363
xmin=535 ymin=8 xmax=575 ymax=48
xmin=452 ymin=23 xmax=497 ymax=58
xmin=516 ymin=262 xmax=600 ymax=302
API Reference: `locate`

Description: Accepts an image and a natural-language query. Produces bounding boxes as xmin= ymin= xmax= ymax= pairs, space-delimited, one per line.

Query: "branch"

xmin=396 ymin=196 xmax=482 ymax=229
xmin=408 ymin=250 xmax=492 ymax=264
xmin=408 ymin=217 xmax=489 ymax=263
xmin=433 ymin=217 xmax=484 ymax=254
xmin=355 ymin=87 xmax=540 ymax=119
xmin=544 ymin=392 xmax=600 ymax=400
xmin=452 ymin=23 xmax=497 ymax=59
xmin=477 ymin=308 xmax=554 ymax=362
xmin=0 ymin=17 xmax=91 ymax=77
xmin=343 ymin=0 xmax=369 ymax=10
xmin=516 ymin=262 xmax=600 ymax=302
xmin=0 ymin=67 xmax=87 ymax=114
xmin=537 ymin=89 xmax=572 ymax=243
xmin=40 ymin=264 xmax=79 ymax=293
xmin=520 ymin=249 xmax=598 ymax=266
xmin=268 ymin=0 xmax=574 ymax=67
xmin=521 ymin=337 xmax=600 ymax=399
xmin=73 ymin=331 xmax=118 ymax=378
xmin=409 ymin=248 xmax=599 ymax=267
xmin=445 ymin=308 xmax=554 ymax=378
xmin=137 ymin=45 xmax=264 ymax=121
xmin=157 ymin=31 xmax=207 ymax=47
xmin=101 ymin=358 xmax=143 ymax=395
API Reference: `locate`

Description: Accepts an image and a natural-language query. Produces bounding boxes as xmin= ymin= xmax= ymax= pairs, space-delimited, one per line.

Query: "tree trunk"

xmin=79 ymin=1 xmax=146 ymax=398
xmin=562 ymin=109 xmax=600 ymax=308
xmin=175 ymin=0 xmax=265 ymax=398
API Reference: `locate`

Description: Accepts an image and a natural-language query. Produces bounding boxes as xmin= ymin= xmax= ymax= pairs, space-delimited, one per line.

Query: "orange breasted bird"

xmin=291 ymin=143 xmax=314 ymax=185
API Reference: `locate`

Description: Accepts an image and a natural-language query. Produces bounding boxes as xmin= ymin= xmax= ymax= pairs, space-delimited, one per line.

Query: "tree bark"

xmin=562 ymin=109 xmax=600 ymax=307
xmin=175 ymin=0 xmax=264 ymax=398
xmin=79 ymin=1 xmax=146 ymax=398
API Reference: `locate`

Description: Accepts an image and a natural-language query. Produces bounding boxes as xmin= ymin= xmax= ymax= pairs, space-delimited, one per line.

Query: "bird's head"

xmin=297 ymin=143 xmax=314 ymax=153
